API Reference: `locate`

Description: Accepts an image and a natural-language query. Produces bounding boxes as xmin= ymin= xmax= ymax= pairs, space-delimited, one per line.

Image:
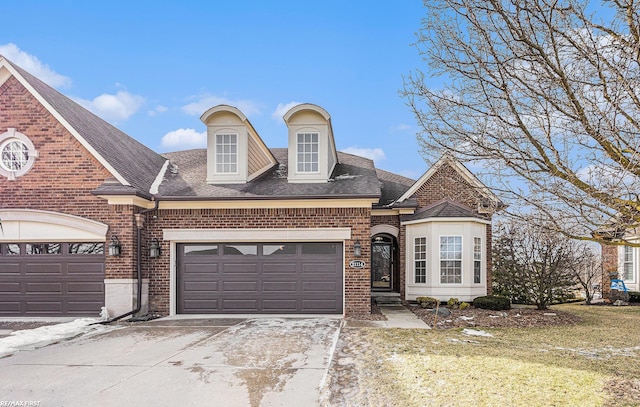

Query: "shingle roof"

xmin=157 ymin=149 xmax=381 ymax=199
xmin=374 ymin=168 xmax=415 ymax=207
xmin=3 ymin=56 xmax=167 ymax=196
xmin=401 ymin=199 xmax=479 ymax=222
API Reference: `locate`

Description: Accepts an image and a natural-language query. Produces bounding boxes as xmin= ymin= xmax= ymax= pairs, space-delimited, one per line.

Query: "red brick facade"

xmin=0 ymin=76 xmax=138 ymax=281
xmin=143 ymin=207 xmax=372 ymax=315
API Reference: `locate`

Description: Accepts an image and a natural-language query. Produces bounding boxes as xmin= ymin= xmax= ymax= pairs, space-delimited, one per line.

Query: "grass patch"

xmin=325 ymin=304 xmax=640 ymax=406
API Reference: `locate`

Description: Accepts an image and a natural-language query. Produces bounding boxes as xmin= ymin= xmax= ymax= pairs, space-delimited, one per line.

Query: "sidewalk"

xmin=346 ymin=305 xmax=431 ymax=329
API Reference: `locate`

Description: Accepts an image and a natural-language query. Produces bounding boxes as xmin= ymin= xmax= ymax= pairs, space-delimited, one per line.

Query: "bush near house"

xmin=415 ymin=297 xmax=439 ymax=308
xmin=473 ymin=295 xmax=511 ymax=311
xmin=629 ymin=291 xmax=640 ymax=303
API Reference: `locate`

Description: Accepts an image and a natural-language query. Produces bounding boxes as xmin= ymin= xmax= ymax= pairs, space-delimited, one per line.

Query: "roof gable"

xmin=397 ymin=154 xmax=499 ymax=206
xmin=0 ymin=55 xmax=167 ymax=196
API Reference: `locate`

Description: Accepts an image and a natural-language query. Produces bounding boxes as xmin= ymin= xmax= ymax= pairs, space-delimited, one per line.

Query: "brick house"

xmin=0 ymin=55 xmax=500 ymax=317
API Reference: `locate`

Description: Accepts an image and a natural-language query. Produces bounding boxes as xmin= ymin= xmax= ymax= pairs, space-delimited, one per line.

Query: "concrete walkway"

xmin=346 ymin=305 xmax=431 ymax=329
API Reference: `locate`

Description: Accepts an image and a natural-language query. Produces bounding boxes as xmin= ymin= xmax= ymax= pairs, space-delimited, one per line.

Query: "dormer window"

xmin=284 ymin=104 xmax=338 ymax=183
xmin=216 ymin=134 xmax=238 ymax=173
xmin=297 ymin=133 xmax=319 ymax=173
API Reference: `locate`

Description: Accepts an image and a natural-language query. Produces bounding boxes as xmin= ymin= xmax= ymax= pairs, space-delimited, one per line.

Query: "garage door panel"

xmin=26 ymin=282 xmax=63 ymax=294
xmin=25 ymin=301 xmax=63 ymax=313
xmin=67 ymin=262 xmax=104 ymax=274
xmin=301 ymin=262 xmax=340 ymax=274
xmin=222 ymin=263 xmax=259 ymax=273
xmin=183 ymin=263 xmax=218 ymax=274
xmin=262 ymin=263 xmax=297 ymax=273
xmin=0 ymin=282 xmax=21 ymax=294
xmin=301 ymin=299 xmax=339 ymax=311
xmin=0 ymin=263 xmax=21 ymax=274
xmin=178 ymin=242 xmax=343 ymax=314
xmin=262 ymin=281 xmax=297 ymax=292
xmin=0 ymin=302 xmax=21 ymax=313
xmin=67 ymin=282 xmax=104 ymax=294
xmin=301 ymin=281 xmax=338 ymax=292
xmin=222 ymin=299 xmax=258 ymax=311
xmin=183 ymin=281 xmax=219 ymax=292
xmin=67 ymin=301 xmax=104 ymax=312
xmin=223 ymin=281 xmax=258 ymax=292
xmin=262 ymin=299 xmax=298 ymax=312
xmin=25 ymin=263 xmax=63 ymax=275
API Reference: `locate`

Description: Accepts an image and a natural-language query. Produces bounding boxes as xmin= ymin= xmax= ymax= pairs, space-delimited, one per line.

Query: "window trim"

xmin=0 ymin=128 xmax=38 ymax=180
xmin=439 ymin=235 xmax=463 ymax=285
xmin=215 ymin=133 xmax=239 ymax=174
xmin=623 ymin=245 xmax=636 ymax=283
xmin=296 ymin=132 xmax=320 ymax=174
xmin=414 ymin=236 xmax=427 ymax=284
xmin=473 ymin=236 xmax=482 ymax=284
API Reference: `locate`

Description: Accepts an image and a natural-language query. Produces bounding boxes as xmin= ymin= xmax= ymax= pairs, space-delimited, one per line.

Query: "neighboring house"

xmin=0 ymin=55 xmax=501 ymax=317
xmin=602 ymin=235 xmax=640 ymax=297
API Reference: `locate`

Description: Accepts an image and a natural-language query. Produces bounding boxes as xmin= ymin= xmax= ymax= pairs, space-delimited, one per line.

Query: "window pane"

xmin=414 ymin=237 xmax=427 ymax=283
xmin=26 ymin=243 xmax=61 ymax=255
xmin=440 ymin=236 xmax=462 ymax=284
xmin=263 ymin=244 xmax=297 ymax=256
xmin=301 ymin=243 xmax=337 ymax=255
xmin=7 ymin=244 xmax=20 ymax=255
xmin=184 ymin=245 xmax=219 ymax=256
xmin=224 ymin=244 xmax=257 ymax=256
xmin=69 ymin=243 xmax=105 ymax=255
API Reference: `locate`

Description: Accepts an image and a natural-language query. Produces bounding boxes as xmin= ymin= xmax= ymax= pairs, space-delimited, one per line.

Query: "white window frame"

xmin=414 ymin=237 xmax=427 ymax=284
xmin=215 ymin=133 xmax=238 ymax=174
xmin=473 ymin=236 xmax=482 ymax=284
xmin=296 ymin=132 xmax=319 ymax=173
xmin=439 ymin=235 xmax=463 ymax=284
xmin=0 ymin=128 xmax=38 ymax=180
xmin=622 ymin=245 xmax=636 ymax=282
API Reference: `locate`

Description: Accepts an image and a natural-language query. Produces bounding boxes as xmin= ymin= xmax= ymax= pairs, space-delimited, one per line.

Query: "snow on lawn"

xmin=0 ymin=318 xmax=112 ymax=357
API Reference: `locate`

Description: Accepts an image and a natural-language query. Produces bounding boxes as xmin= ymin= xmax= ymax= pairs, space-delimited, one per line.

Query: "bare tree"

xmin=404 ymin=0 xmax=640 ymax=244
xmin=493 ymin=218 xmax=578 ymax=309
xmin=567 ymin=244 xmax=604 ymax=304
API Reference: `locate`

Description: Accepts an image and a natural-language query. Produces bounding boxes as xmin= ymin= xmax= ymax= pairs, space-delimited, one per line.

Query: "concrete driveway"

xmin=0 ymin=317 xmax=342 ymax=407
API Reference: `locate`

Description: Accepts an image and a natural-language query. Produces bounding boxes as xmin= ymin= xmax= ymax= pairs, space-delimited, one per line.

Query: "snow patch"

xmin=0 ymin=318 xmax=111 ymax=357
xmin=462 ymin=329 xmax=493 ymax=337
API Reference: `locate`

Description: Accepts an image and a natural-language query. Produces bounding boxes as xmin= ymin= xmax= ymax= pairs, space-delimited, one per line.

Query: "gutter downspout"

xmin=97 ymin=198 xmax=160 ymax=325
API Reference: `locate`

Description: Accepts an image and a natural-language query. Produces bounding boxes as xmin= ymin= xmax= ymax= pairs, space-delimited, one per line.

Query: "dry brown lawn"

xmin=321 ymin=304 xmax=640 ymax=407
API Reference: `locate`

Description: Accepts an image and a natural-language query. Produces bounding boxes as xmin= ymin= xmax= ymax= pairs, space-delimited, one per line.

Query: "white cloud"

xmin=340 ymin=147 xmax=386 ymax=164
xmin=75 ymin=91 xmax=145 ymax=122
xmin=160 ymin=128 xmax=206 ymax=149
xmin=148 ymin=105 xmax=168 ymax=116
xmin=390 ymin=123 xmax=412 ymax=133
xmin=0 ymin=43 xmax=71 ymax=88
xmin=182 ymin=94 xmax=261 ymax=117
xmin=272 ymin=101 xmax=302 ymax=121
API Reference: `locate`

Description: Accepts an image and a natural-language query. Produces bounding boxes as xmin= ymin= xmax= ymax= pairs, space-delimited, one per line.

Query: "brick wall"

xmin=601 ymin=243 xmax=618 ymax=298
xmin=144 ymin=207 xmax=372 ymax=315
xmin=0 ymin=75 xmax=136 ymax=280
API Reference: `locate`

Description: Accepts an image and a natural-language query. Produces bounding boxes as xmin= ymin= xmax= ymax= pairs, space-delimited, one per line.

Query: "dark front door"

xmin=371 ymin=235 xmax=393 ymax=290
xmin=177 ymin=242 xmax=343 ymax=314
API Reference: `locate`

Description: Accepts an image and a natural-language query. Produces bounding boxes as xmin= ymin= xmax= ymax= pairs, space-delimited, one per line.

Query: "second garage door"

xmin=177 ymin=242 xmax=343 ymax=314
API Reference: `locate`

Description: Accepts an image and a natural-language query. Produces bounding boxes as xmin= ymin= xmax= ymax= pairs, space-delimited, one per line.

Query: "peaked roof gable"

xmin=0 ymin=55 xmax=167 ymax=196
xmin=397 ymin=154 xmax=500 ymax=205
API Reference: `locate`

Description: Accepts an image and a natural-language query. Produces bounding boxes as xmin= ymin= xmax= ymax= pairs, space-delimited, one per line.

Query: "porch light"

xmin=149 ymin=238 xmax=161 ymax=258
xmin=108 ymin=235 xmax=121 ymax=257
xmin=354 ymin=240 xmax=362 ymax=257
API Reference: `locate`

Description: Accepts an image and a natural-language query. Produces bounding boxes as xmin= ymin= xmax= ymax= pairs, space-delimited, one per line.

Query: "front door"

xmin=371 ymin=235 xmax=393 ymax=290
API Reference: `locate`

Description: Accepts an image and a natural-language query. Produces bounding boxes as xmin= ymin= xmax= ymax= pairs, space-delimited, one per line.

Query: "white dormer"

xmin=200 ymin=105 xmax=277 ymax=184
xmin=283 ymin=104 xmax=338 ymax=183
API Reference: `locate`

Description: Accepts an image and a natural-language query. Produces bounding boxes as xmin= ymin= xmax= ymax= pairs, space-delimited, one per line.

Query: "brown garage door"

xmin=0 ymin=242 xmax=105 ymax=316
xmin=177 ymin=242 xmax=343 ymax=314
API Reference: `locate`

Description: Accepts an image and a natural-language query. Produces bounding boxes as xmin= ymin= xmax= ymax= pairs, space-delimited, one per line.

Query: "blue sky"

xmin=1 ymin=1 xmax=428 ymax=179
